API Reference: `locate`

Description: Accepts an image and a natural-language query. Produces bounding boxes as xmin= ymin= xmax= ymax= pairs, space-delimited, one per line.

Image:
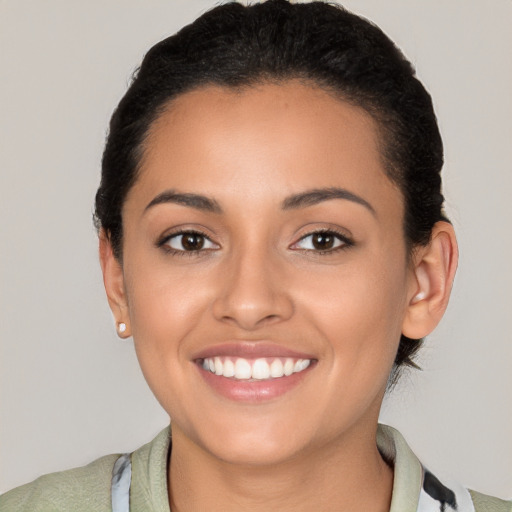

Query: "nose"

xmin=212 ymin=247 xmax=294 ymax=331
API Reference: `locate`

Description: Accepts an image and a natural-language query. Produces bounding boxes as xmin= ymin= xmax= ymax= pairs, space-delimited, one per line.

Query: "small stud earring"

xmin=413 ymin=291 xmax=426 ymax=303
xmin=118 ymin=322 xmax=127 ymax=334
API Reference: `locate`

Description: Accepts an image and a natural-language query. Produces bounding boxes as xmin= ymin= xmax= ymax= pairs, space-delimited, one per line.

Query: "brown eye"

xmin=165 ymin=231 xmax=218 ymax=252
xmin=182 ymin=233 xmax=205 ymax=250
xmin=311 ymin=233 xmax=335 ymax=250
xmin=292 ymin=231 xmax=351 ymax=253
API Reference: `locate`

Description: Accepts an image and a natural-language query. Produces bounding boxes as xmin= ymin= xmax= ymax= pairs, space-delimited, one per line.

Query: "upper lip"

xmin=191 ymin=342 xmax=316 ymax=361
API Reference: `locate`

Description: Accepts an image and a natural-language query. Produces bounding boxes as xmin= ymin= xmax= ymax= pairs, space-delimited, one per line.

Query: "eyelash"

xmin=291 ymin=229 xmax=354 ymax=255
xmin=156 ymin=228 xmax=354 ymax=257
xmin=157 ymin=229 xmax=218 ymax=257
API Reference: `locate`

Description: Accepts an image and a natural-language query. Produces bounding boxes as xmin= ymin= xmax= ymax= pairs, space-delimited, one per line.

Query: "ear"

xmin=99 ymin=230 xmax=131 ymax=338
xmin=402 ymin=221 xmax=458 ymax=339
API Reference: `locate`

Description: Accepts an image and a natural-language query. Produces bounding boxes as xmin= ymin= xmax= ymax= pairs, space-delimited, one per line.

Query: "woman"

xmin=1 ymin=1 xmax=510 ymax=510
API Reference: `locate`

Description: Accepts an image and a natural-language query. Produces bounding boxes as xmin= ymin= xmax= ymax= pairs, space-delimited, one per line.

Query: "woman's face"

xmin=118 ymin=82 xmax=417 ymax=465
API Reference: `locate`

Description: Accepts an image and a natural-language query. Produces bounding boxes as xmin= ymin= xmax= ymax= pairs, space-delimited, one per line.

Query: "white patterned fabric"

xmin=110 ymin=425 xmax=480 ymax=512
xmin=2 ymin=424 xmax=508 ymax=511
xmin=111 ymin=453 xmax=132 ymax=512
xmin=417 ymin=468 xmax=475 ymax=512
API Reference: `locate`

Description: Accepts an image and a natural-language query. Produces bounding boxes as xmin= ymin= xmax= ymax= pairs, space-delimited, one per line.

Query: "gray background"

xmin=1 ymin=0 xmax=511 ymax=497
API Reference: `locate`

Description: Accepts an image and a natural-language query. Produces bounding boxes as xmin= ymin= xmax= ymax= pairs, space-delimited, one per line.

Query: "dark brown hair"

xmin=94 ymin=0 xmax=447 ymax=382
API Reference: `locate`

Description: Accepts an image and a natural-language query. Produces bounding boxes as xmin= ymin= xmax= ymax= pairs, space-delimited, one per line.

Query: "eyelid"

xmin=156 ymin=228 xmax=220 ymax=253
xmin=156 ymin=225 xmax=353 ymax=255
xmin=290 ymin=228 xmax=354 ymax=252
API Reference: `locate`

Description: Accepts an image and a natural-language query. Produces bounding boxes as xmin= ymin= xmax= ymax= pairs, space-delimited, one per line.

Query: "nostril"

xmin=215 ymin=303 xmax=292 ymax=331
xmin=211 ymin=264 xmax=294 ymax=329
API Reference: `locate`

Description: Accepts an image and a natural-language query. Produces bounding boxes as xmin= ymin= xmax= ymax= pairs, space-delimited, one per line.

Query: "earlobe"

xmin=99 ymin=230 xmax=131 ymax=338
xmin=402 ymin=221 xmax=458 ymax=339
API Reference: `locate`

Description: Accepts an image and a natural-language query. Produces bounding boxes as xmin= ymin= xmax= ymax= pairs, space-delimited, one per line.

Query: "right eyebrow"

xmin=281 ymin=187 xmax=376 ymax=216
xmin=144 ymin=190 xmax=223 ymax=214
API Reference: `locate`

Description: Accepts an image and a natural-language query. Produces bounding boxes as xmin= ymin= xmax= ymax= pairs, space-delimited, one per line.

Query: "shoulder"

xmin=0 ymin=453 xmax=118 ymax=512
xmin=378 ymin=424 xmax=512 ymax=512
xmin=469 ymin=490 xmax=512 ymax=512
xmin=0 ymin=427 xmax=172 ymax=512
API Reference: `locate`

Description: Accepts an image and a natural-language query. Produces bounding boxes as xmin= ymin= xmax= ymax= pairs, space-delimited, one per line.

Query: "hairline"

xmin=119 ymin=76 xmax=410 ymax=255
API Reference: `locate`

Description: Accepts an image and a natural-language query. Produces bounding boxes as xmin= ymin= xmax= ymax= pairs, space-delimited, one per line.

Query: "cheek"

xmin=297 ymin=249 xmax=408 ymax=363
xmin=309 ymin=253 xmax=406 ymax=312
xmin=126 ymin=258 xmax=212 ymax=338
xmin=294 ymin=255 xmax=408 ymax=420
xmin=122 ymin=259 xmax=214 ymax=403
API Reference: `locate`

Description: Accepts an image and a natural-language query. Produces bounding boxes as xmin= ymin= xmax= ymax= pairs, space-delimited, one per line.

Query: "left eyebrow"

xmin=281 ymin=187 xmax=376 ymax=216
xmin=144 ymin=190 xmax=223 ymax=214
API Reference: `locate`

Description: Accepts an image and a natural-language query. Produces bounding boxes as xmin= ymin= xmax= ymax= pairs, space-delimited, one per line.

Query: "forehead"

xmin=128 ymin=81 xmax=402 ymax=218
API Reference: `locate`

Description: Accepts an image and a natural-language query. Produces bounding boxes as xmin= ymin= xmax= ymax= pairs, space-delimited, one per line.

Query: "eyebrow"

xmin=282 ymin=187 xmax=376 ymax=215
xmin=144 ymin=190 xmax=223 ymax=214
xmin=144 ymin=186 xmax=375 ymax=216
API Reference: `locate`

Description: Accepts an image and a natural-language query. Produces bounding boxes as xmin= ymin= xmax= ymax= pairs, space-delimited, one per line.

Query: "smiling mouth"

xmin=200 ymin=356 xmax=312 ymax=380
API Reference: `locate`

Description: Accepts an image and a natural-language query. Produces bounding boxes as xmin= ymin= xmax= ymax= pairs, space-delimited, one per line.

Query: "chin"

xmin=208 ymin=436 xmax=304 ymax=467
xmin=190 ymin=413 xmax=312 ymax=467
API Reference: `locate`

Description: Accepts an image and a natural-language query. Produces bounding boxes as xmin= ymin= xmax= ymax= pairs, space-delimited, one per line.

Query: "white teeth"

xmin=299 ymin=359 xmax=311 ymax=371
xmin=214 ymin=357 xmax=223 ymax=375
xmin=252 ymin=358 xmax=270 ymax=380
xmin=201 ymin=356 xmax=312 ymax=380
xmin=270 ymin=359 xmax=284 ymax=378
xmin=223 ymin=358 xmax=235 ymax=377
xmin=283 ymin=358 xmax=294 ymax=376
xmin=234 ymin=358 xmax=252 ymax=379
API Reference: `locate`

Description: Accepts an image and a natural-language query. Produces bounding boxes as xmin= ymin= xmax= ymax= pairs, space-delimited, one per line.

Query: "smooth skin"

xmin=100 ymin=82 xmax=458 ymax=512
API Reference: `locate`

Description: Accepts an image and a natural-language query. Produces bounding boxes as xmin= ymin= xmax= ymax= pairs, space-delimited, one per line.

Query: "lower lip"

xmin=197 ymin=363 xmax=314 ymax=403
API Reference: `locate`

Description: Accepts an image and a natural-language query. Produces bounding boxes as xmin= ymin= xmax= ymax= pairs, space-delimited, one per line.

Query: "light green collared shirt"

xmin=1 ymin=425 xmax=510 ymax=512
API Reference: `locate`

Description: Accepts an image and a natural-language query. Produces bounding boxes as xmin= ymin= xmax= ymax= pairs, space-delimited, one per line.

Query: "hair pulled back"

xmin=94 ymin=0 xmax=447 ymax=382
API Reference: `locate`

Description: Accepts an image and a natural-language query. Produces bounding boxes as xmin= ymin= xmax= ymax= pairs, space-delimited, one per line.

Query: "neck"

xmin=168 ymin=421 xmax=393 ymax=512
